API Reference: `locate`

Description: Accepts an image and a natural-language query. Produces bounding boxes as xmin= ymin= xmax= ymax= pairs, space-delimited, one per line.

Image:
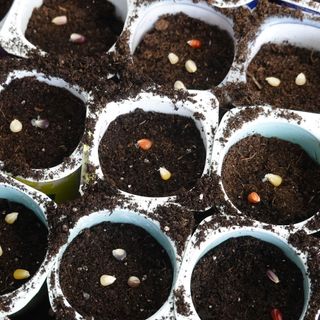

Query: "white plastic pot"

xmin=0 ymin=0 xmax=131 ymax=57
xmin=48 ymin=207 xmax=180 ymax=320
xmin=174 ymin=215 xmax=317 ymax=319
xmin=240 ymin=17 xmax=320 ymax=84
xmin=128 ymin=0 xmax=240 ymax=87
xmin=0 ymin=172 xmax=54 ymax=318
xmin=85 ymin=90 xmax=219 ymax=211
xmin=211 ymin=105 xmax=320 ymax=232
xmin=0 ymin=69 xmax=93 ymax=202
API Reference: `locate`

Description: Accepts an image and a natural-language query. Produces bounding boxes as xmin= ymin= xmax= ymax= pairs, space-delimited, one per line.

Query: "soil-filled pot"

xmin=242 ymin=18 xmax=320 ymax=113
xmin=0 ymin=70 xmax=93 ymax=202
xmin=0 ymin=172 xmax=53 ymax=318
xmin=0 ymin=0 xmax=130 ymax=57
xmin=128 ymin=0 xmax=239 ymax=89
xmin=211 ymin=105 xmax=320 ymax=232
xmin=85 ymin=91 xmax=218 ymax=211
xmin=48 ymin=208 xmax=180 ymax=320
xmin=174 ymin=215 xmax=320 ymax=320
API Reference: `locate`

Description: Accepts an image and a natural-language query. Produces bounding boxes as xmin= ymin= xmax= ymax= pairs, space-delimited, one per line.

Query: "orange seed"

xmin=187 ymin=39 xmax=202 ymax=48
xmin=247 ymin=192 xmax=260 ymax=204
xmin=137 ymin=139 xmax=152 ymax=151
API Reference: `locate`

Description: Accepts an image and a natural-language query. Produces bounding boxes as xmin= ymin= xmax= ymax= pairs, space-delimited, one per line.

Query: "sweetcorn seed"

xmin=51 ymin=15 xmax=67 ymax=25
xmin=185 ymin=60 xmax=197 ymax=73
xmin=265 ymin=77 xmax=281 ymax=87
xmin=13 ymin=269 xmax=30 ymax=280
xmin=263 ymin=173 xmax=282 ymax=187
xmin=112 ymin=249 xmax=127 ymax=261
xmin=174 ymin=80 xmax=186 ymax=91
xmin=128 ymin=276 xmax=141 ymax=288
xmin=10 ymin=119 xmax=22 ymax=133
xmin=159 ymin=167 xmax=171 ymax=181
xmin=5 ymin=212 xmax=19 ymax=224
xmin=295 ymin=73 xmax=306 ymax=86
xmin=100 ymin=275 xmax=116 ymax=287
xmin=168 ymin=53 xmax=179 ymax=65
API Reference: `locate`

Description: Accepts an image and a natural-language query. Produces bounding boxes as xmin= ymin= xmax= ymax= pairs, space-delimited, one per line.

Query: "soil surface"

xmin=0 ymin=199 xmax=48 ymax=295
xmin=191 ymin=236 xmax=304 ymax=320
xmin=99 ymin=109 xmax=206 ymax=197
xmin=0 ymin=77 xmax=86 ymax=176
xmin=26 ymin=0 xmax=124 ymax=56
xmin=0 ymin=0 xmax=13 ymax=20
xmin=59 ymin=222 xmax=173 ymax=320
xmin=247 ymin=43 xmax=320 ymax=113
xmin=222 ymin=135 xmax=320 ymax=225
xmin=134 ymin=13 xmax=234 ymax=90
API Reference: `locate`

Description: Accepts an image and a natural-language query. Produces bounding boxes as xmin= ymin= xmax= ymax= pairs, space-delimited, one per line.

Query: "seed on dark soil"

xmin=0 ymin=199 xmax=47 ymax=295
xmin=222 ymin=135 xmax=320 ymax=225
xmin=191 ymin=236 xmax=304 ymax=320
xmin=134 ymin=13 xmax=234 ymax=90
xmin=59 ymin=222 xmax=173 ymax=320
xmin=98 ymin=109 xmax=206 ymax=197
xmin=0 ymin=77 xmax=86 ymax=176
xmin=25 ymin=0 xmax=124 ymax=56
xmin=247 ymin=43 xmax=320 ymax=113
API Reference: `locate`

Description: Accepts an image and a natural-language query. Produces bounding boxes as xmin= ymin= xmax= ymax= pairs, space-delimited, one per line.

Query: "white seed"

xmin=185 ymin=60 xmax=197 ymax=73
xmin=5 ymin=212 xmax=19 ymax=224
xmin=168 ymin=52 xmax=179 ymax=64
xmin=112 ymin=248 xmax=127 ymax=261
xmin=128 ymin=276 xmax=141 ymax=288
xmin=51 ymin=15 xmax=67 ymax=25
xmin=0 ymin=245 xmax=3 ymax=257
xmin=100 ymin=275 xmax=116 ymax=287
xmin=70 ymin=33 xmax=86 ymax=44
xmin=262 ymin=173 xmax=283 ymax=187
xmin=174 ymin=80 xmax=186 ymax=91
xmin=10 ymin=119 xmax=22 ymax=133
xmin=159 ymin=167 xmax=171 ymax=181
xmin=295 ymin=73 xmax=306 ymax=86
xmin=265 ymin=77 xmax=281 ymax=87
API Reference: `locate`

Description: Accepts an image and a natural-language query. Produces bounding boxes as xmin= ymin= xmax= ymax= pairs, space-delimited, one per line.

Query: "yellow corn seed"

xmin=265 ymin=77 xmax=281 ymax=87
xmin=263 ymin=173 xmax=283 ymax=187
xmin=159 ymin=167 xmax=171 ymax=181
xmin=13 ymin=269 xmax=30 ymax=280
xmin=5 ymin=212 xmax=19 ymax=224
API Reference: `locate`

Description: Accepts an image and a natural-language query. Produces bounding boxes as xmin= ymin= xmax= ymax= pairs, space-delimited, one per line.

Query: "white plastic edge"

xmin=48 ymin=208 xmax=180 ymax=320
xmin=0 ymin=0 xmax=132 ymax=57
xmin=85 ymin=90 xmax=218 ymax=212
xmin=0 ymin=69 xmax=93 ymax=183
xmin=174 ymin=216 xmax=314 ymax=320
xmin=211 ymin=105 xmax=320 ymax=232
xmin=0 ymin=172 xmax=54 ymax=317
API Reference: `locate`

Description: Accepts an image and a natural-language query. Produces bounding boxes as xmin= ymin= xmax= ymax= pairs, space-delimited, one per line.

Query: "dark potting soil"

xmin=247 ymin=43 xmax=320 ymax=113
xmin=0 ymin=77 xmax=86 ymax=176
xmin=134 ymin=13 xmax=234 ymax=90
xmin=99 ymin=109 xmax=206 ymax=197
xmin=25 ymin=0 xmax=124 ymax=56
xmin=222 ymin=135 xmax=320 ymax=225
xmin=0 ymin=0 xmax=13 ymax=20
xmin=0 ymin=199 xmax=48 ymax=295
xmin=59 ymin=222 xmax=173 ymax=320
xmin=191 ymin=236 xmax=304 ymax=320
